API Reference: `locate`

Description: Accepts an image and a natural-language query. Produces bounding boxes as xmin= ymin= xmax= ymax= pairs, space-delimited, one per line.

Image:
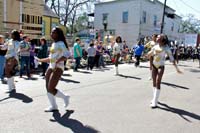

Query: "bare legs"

xmin=45 ymin=68 xmax=69 ymax=112
xmin=150 ymin=65 xmax=164 ymax=108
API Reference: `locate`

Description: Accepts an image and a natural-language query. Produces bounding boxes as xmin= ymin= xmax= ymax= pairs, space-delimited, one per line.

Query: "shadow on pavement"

xmin=89 ymin=67 xmax=112 ymax=72
xmin=158 ymin=102 xmax=200 ymax=122
xmin=188 ymin=68 xmax=200 ymax=73
xmin=74 ymin=70 xmax=92 ymax=74
xmin=62 ymin=73 xmax=72 ymax=77
xmin=51 ymin=110 xmax=99 ymax=133
xmin=161 ymin=82 xmax=189 ymax=90
xmin=139 ymin=65 xmax=150 ymax=69
xmin=60 ymin=77 xmax=80 ymax=84
xmin=177 ymin=64 xmax=192 ymax=68
xmin=20 ymin=77 xmax=38 ymax=80
xmin=118 ymin=74 xmax=141 ymax=80
xmin=0 ymin=89 xmax=33 ymax=103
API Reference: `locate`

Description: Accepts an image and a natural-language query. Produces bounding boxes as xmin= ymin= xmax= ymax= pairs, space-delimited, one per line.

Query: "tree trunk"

xmin=71 ymin=9 xmax=77 ymax=36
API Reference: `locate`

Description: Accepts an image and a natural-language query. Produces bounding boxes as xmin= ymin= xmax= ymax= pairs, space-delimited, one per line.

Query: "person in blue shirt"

xmin=133 ymin=39 xmax=144 ymax=67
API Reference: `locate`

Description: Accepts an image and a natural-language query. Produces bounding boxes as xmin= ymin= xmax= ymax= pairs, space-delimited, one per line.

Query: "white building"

xmin=94 ymin=0 xmax=182 ymax=46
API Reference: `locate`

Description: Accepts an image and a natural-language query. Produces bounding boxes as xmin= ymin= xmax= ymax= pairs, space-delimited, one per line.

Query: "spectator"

xmin=73 ymin=37 xmax=82 ymax=72
xmin=133 ymin=39 xmax=144 ymax=67
xmin=30 ymin=40 xmax=36 ymax=69
xmin=0 ymin=35 xmax=7 ymax=84
xmin=37 ymin=37 xmax=48 ymax=76
xmin=87 ymin=41 xmax=96 ymax=70
xmin=19 ymin=35 xmax=31 ymax=79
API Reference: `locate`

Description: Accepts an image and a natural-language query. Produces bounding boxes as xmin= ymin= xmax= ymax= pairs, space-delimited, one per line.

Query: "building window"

xmin=35 ymin=16 xmax=38 ymax=24
xmin=153 ymin=15 xmax=157 ymax=27
xmin=38 ymin=16 xmax=40 ymax=24
xmin=27 ymin=15 xmax=30 ymax=23
xmin=122 ymin=11 xmax=128 ymax=23
xmin=22 ymin=26 xmax=42 ymax=31
xmin=142 ymin=11 xmax=146 ymax=23
xmin=32 ymin=16 xmax=35 ymax=24
xmin=40 ymin=17 xmax=42 ymax=24
xmin=22 ymin=14 xmax=42 ymax=24
xmin=102 ymin=13 xmax=108 ymax=24
xmin=22 ymin=14 xmax=25 ymax=22
xmin=42 ymin=21 xmax=45 ymax=35
xmin=171 ymin=22 xmax=174 ymax=31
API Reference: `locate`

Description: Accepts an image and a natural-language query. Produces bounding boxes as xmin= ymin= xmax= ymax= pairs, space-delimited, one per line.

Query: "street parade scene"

xmin=0 ymin=0 xmax=199 ymax=133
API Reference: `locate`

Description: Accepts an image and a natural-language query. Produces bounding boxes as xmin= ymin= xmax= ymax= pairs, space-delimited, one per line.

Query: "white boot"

xmin=44 ymin=93 xmax=58 ymax=112
xmin=6 ymin=78 xmax=15 ymax=93
xmin=10 ymin=77 xmax=16 ymax=90
xmin=115 ymin=66 xmax=119 ymax=75
xmin=148 ymin=70 xmax=152 ymax=80
xmin=55 ymin=90 xmax=70 ymax=108
xmin=150 ymin=89 xmax=160 ymax=108
xmin=150 ymin=87 xmax=156 ymax=103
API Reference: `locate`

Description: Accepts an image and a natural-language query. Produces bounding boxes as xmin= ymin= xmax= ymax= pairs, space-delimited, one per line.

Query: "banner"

xmin=185 ymin=34 xmax=197 ymax=47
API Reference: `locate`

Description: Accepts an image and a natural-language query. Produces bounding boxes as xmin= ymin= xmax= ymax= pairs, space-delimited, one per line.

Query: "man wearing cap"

xmin=0 ymin=35 xmax=7 ymax=83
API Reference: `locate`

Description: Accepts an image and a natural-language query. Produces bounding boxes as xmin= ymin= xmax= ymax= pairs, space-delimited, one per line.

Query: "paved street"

xmin=0 ymin=60 xmax=200 ymax=133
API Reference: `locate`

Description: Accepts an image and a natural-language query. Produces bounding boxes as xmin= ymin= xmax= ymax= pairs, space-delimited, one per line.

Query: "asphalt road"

xmin=0 ymin=60 xmax=199 ymax=133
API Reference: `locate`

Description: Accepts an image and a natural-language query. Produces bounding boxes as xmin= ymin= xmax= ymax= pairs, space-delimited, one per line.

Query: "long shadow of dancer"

xmin=158 ymin=102 xmax=200 ymax=122
xmin=118 ymin=74 xmax=141 ymax=80
xmin=0 ymin=90 xmax=33 ymax=103
xmin=51 ymin=110 xmax=99 ymax=133
xmin=161 ymin=82 xmax=189 ymax=90
xmin=60 ymin=77 xmax=80 ymax=84
xmin=75 ymin=70 xmax=92 ymax=74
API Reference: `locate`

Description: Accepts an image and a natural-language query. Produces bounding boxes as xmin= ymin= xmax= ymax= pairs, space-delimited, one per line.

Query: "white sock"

xmin=7 ymin=78 xmax=14 ymax=91
xmin=47 ymin=92 xmax=57 ymax=108
xmin=55 ymin=90 xmax=70 ymax=107
xmin=150 ymin=88 xmax=160 ymax=107
xmin=115 ymin=66 xmax=119 ymax=75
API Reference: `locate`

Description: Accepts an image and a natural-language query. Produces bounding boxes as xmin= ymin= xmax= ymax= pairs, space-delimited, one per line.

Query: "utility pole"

xmin=160 ymin=0 xmax=167 ymax=34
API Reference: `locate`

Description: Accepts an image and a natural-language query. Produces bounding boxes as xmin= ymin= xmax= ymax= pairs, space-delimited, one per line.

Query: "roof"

xmin=95 ymin=0 xmax=181 ymax=18
xmin=95 ymin=0 xmax=174 ymax=11
xmin=95 ymin=0 xmax=133 ymax=5
xmin=43 ymin=5 xmax=59 ymax=18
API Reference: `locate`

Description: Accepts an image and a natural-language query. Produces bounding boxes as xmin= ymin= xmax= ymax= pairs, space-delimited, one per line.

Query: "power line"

xmin=172 ymin=0 xmax=184 ymax=15
xmin=179 ymin=0 xmax=200 ymax=14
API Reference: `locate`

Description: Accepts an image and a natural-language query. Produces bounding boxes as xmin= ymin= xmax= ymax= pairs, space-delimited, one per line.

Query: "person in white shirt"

xmin=145 ymin=34 xmax=157 ymax=80
xmin=113 ymin=36 xmax=122 ymax=75
xmin=37 ymin=27 xmax=71 ymax=112
xmin=87 ymin=41 xmax=96 ymax=70
xmin=0 ymin=30 xmax=20 ymax=93
xmin=148 ymin=34 xmax=182 ymax=108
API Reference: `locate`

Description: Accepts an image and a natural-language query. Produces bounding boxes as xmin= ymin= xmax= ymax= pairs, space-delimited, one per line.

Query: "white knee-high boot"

xmin=10 ymin=77 xmax=15 ymax=89
xmin=6 ymin=78 xmax=15 ymax=93
xmin=148 ymin=70 xmax=152 ymax=80
xmin=150 ymin=89 xmax=160 ymax=108
xmin=45 ymin=92 xmax=58 ymax=112
xmin=55 ymin=90 xmax=70 ymax=108
xmin=115 ymin=66 xmax=119 ymax=75
xmin=150 ymin=87 xmax=156 ymax=103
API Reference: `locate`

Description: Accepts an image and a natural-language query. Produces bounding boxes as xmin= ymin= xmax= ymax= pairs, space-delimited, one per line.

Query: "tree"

xmin=180 ymin=14 xmax=200 ymax=34
xmin=75 ymin=13 xmax=89 ymax=31
xmin=45 ymin=0 xmax=97 ymax=26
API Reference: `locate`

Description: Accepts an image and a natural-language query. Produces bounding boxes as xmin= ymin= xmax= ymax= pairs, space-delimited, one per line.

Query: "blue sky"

xmin=102 ymin=0 xmax=200 ymax=19
xmin=159 ymin=0 xmax=200 ymax=19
